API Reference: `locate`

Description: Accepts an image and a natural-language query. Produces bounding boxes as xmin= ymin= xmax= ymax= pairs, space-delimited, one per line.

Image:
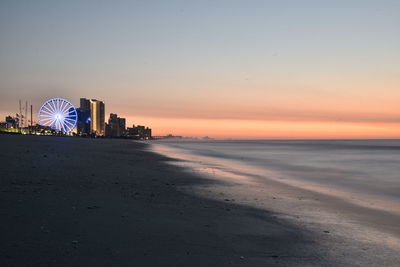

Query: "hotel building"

xmin=77 ymin=98 xmax=105 ymax=136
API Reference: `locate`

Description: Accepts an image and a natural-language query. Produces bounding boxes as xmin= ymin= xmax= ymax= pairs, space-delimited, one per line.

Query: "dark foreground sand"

xmin=0 ymin=135 xmax=398 ymax=266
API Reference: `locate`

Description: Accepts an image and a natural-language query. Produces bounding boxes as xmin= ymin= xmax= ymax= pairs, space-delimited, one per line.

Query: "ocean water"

xmin=150 ymin=139 xmax=400 ymax=215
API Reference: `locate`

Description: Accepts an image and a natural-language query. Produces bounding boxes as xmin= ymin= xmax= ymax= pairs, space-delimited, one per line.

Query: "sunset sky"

xmin=0 ymin=0 xmax=399 ymax=138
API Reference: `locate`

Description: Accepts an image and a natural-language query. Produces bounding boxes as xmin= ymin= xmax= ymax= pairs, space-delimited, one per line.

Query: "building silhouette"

xmin=77 ymin=98 xmax=105 ymax=136
xmin=127 ymin=125 xmax=152 ymax=139
xmin=77 ymin=98 xmax=91 ymax=135
xmin=5 ymin=116 xmax=18 ymax=128
xmin=105 ymin=113 xmax=126 ymax=137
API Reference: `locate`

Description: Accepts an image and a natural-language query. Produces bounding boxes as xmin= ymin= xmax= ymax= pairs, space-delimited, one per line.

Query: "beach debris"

xmin=225 ymin=208 xmax=231 ymax=211
xmin=43 ymin=154 xmax=47 ymax=158
xmin=224 ymin=199 xmax=230 ymax=201
xmin=323 ymin=230 xmax=330 ymax=234
xmin=240 ymin=256 xmax=245 ymax=260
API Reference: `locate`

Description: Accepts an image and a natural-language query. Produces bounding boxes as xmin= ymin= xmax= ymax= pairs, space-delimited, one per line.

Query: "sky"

xmin=0 ymin=0 xmax=399 ymax=138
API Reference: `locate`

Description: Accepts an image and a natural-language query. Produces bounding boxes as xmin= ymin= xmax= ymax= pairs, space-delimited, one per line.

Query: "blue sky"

xmin=1 ymin=0 xmax=399 ymax=137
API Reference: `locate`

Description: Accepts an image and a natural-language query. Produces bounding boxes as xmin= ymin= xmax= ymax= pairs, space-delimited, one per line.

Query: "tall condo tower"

xmin=77 ymin=98 xmax=105 ymax=136
xmin=90 ymin=99 xmax=105 ymax=136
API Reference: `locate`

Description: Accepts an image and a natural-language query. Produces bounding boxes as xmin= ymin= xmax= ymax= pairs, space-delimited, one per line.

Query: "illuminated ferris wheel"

xmin=38 ymin=98 xmax=78 ymax=133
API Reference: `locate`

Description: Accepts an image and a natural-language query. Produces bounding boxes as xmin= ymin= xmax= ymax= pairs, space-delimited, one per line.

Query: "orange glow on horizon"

xmin=122 ymin=116 xmax=400 ymax=139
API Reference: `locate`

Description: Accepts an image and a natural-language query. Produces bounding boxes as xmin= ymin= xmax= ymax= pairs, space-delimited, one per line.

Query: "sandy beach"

xmin=1 ymin=134 xmax=399 ymax=266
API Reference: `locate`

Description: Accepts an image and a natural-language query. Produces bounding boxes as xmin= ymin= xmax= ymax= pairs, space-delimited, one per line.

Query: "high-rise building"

xmin=89 ymin=99 xmax=105 ymax=136
xmin=77 ymin=98 xmax=91 ymax=135
xmin=106 ymin=113 xmax=126 ymax=137
xmin=77 ymin=98 xmax=105 ymax=136
xmin=80 ymin=98 xmax=90 ymax=111
xmin=118 ymin=117 xmax=126 ymax=135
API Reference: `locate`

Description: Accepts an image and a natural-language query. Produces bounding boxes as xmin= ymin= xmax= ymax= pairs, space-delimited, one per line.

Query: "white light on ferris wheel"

xmin=38 ymin=98 xmax=77 ymax=133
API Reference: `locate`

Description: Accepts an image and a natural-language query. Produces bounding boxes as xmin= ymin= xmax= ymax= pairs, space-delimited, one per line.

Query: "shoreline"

xmin=1 ymin=135 xmax=399 ymax=266
xmin=149 ymin=141 xmax=400 ymax=263
xmin=149 ymin=142 xmax=400 ymax=238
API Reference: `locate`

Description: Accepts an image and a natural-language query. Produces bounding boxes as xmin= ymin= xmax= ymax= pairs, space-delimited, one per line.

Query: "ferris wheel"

xmin=38 ymin=98 xmax=78 ymax=133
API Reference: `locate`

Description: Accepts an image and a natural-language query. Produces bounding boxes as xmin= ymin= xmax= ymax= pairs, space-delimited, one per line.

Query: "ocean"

xmin=150 ymin=139 xmax=400 ymax=215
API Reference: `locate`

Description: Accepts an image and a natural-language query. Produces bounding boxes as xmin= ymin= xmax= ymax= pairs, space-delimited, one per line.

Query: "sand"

xmin=0 ymin=134 xmax=399 ymax=266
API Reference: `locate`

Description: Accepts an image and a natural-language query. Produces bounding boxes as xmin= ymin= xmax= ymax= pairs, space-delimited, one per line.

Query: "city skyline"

xmin=1 ymin=1 xmax=399 ymax=138
xmin=0 ymin=96 xmax=154 ymax=139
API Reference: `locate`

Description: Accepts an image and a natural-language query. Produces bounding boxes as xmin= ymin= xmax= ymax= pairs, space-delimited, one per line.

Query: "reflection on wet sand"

xmin=150 ymin=140 xmax=400 ymax=247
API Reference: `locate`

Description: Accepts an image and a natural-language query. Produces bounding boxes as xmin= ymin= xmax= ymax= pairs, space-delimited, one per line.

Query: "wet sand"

xmin=150 ymin=142 xmax=400 ymax=242
xmin=0 ymin=134 xmax=399 ymax=266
